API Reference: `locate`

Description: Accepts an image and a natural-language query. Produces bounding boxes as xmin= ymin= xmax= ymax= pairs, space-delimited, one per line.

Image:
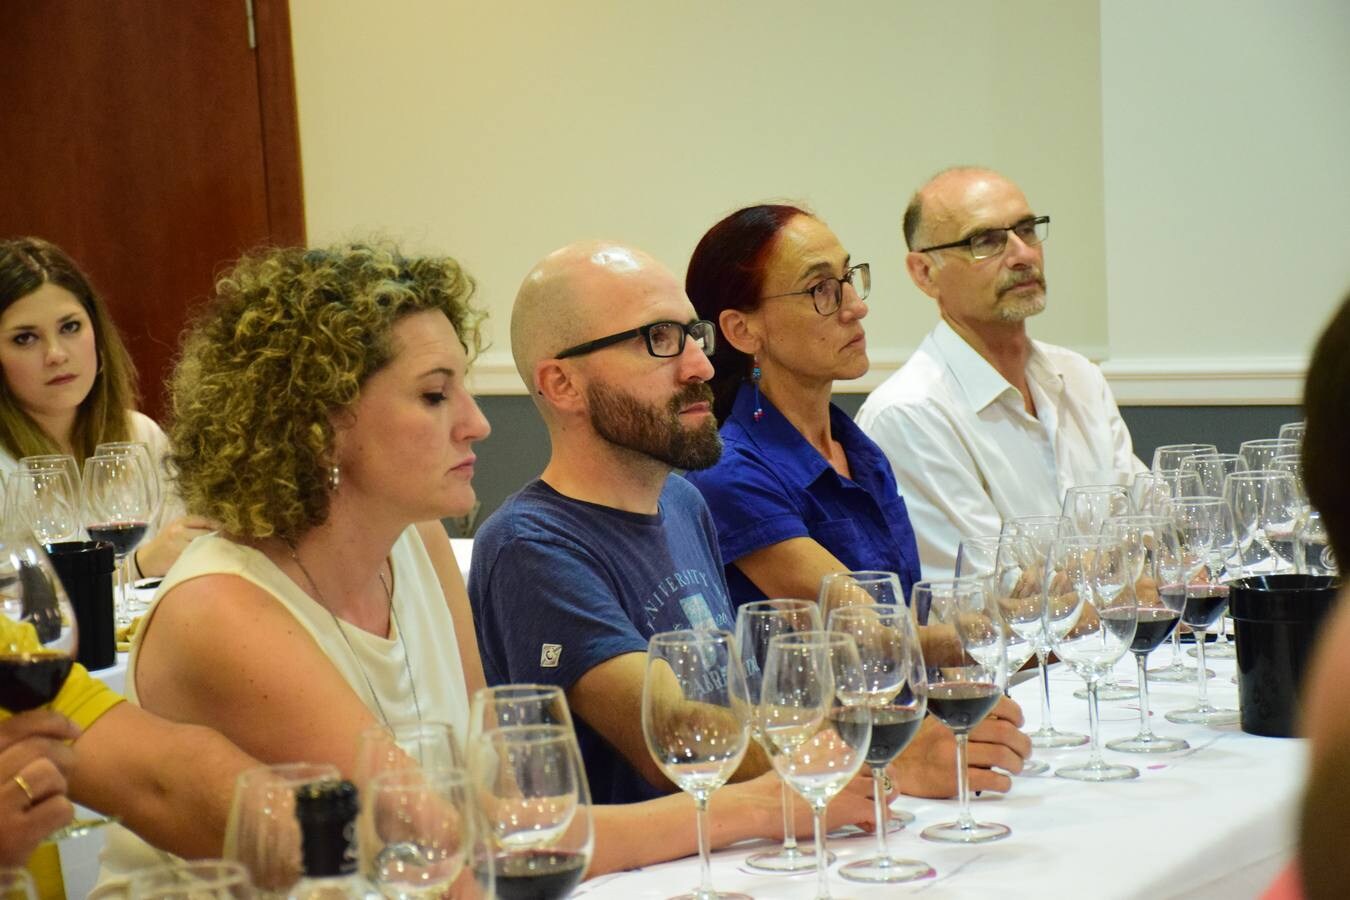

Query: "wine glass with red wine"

xmin=914 ymin=578 xmax=1011 ymax=843
xmin=80 ymin=453 xmax=153 ymax=622
xmin=0 ymin=532 xmax=78 ymax=715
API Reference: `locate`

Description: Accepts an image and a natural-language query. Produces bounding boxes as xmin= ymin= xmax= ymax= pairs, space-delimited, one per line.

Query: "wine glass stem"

xmin=1168 ymin=628 xmax=1182 ymax=667
xmin=1135 ymin=654 xmax=1153 ymax=738
xmin=1036 ymin=649 xmax=1054 ymax=731
xmin=1086 ymin=680 xmax=1104 ymax=767
xmin=779 ymin=777 xmax=798 ymax=852
xmin=1195 ymin=628 xmax=1211 ymax=709
xmin=954 ymin=732 xmax=974 ymax=829
xmin=870 ymin=765 xmax=891 ymax=861
xmin=694 ymin=792 xmax=714 ymax=898
xmin=813 ymin=803 xmax=832 ymax=900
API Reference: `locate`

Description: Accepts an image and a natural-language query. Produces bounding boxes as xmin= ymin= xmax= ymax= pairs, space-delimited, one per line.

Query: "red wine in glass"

xmin=0 ymin=651 xmax=75 ymax=711
xmin=477 ymin=850 xmax=589 ymax=900
xmin=87 ymin=521 xmax=149 ymax=558
xmin=926 ymin=682 xmax=1002 ymax=732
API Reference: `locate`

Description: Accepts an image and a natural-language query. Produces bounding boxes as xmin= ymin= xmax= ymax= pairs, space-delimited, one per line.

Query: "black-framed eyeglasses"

xmin=762 ymin=263 xmax=870 ymax=316
xmin=555 ymin=319 xmax=716 ymax=360
xmin=914 ymin=216 xmax=1050 ymax=260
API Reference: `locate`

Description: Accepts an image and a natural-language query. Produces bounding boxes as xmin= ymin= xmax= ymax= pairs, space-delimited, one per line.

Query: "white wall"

xmin=1099 ymin=0 xmax=1350 ymax=404
xmin=288 ymin=0 xmax=1108 ymax=393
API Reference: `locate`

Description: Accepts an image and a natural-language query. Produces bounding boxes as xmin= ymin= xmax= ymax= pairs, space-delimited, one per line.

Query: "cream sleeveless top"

xmin=97 ymin=526 xmax=471 ymax=882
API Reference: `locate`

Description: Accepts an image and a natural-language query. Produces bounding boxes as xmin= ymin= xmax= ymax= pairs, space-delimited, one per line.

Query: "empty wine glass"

xmin=1045 ymin=533 xmax=1139 ymax=781
xmin=128 ymin=860 xmax=254 ymax=899
xmin=80 ymin=454 xmax=153 ymax=620
xmin=1225 ymin=471 xmax=1302 ymax=576
xmin=1238 ymin=438 xmax=1299 ymax=473
xmin=914 ymin=578 xmax=1011 ymax=842
xmin=826 ymin=603 xmax=933 ymax=883
xmin=1273 ymin=456 xmax=1337 ymax=576
xmin=760 ymin=631 xmax=871 ymax=898
xmin=360 ymin=766 xmax=473 ymax=898
xmin=5 ymin=468 xmax=80 ymax=545
xmin=223 ymin=762 xmax=341 ymax=893
xmin=1153 ymin=443 xmax=1218 ymax=473
xmin=1061 ymin=486 xmax=1137 ymax=702
xmin=1101 ymin=516 xmax=1189 ymax=754
xmin=469 ymin=684 xmax=573 ymax=739
xmin=1001 ymin=515 xmax=1088 ymax=748
xmin=1181 ymin=453 xmax=1247 ymax=498
xmin=1278 ymin=421 xmax=1306 ymax=446
xmin=732 ymin=598 xmax=827 ymax=873
xmin=1164 ymin=496 xmax=1240 ymax=726
xmin=18 ymin=454 xmax=81 ymax=494
xmin=642 ymin=629 xmax=749 ymax=900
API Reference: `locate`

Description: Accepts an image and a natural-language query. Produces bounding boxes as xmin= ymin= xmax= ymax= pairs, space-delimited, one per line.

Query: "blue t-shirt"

xmin=468 ymin=476 xmax=735 ymax=805
xmin=685 ymin=382 xmax=922 ymax=608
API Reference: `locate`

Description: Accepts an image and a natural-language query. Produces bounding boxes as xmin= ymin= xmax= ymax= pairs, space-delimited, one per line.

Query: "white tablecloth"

xmin=574 ymin=650 xmax=1306 ymax=900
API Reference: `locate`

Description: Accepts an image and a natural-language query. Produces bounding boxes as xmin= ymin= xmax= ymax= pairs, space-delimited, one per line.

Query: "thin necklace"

xmin=287 ymin=543 xmax=422 ymax=730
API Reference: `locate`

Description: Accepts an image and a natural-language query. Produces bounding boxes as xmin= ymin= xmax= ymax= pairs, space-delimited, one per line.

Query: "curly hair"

xmin=0 ymin=237 xmax=138 ymax=463
xmin=168 ymin=242 xmax=483 ymax=541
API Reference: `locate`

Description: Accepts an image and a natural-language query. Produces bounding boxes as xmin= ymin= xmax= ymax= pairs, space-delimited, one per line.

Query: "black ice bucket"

xmin=1229 ymin=573 xmax=1340 ymax=737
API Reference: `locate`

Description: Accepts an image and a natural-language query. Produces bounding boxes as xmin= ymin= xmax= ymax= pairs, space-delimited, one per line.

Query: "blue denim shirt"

xmin=685 ymin=382 xmax=922 ymax=609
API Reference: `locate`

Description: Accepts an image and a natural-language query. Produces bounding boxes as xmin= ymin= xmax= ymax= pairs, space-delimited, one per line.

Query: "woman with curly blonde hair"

xmin=0 ymin=237 xmax=213 ymax=576
xmin=99 ymin=240 xmax=877 ymax=887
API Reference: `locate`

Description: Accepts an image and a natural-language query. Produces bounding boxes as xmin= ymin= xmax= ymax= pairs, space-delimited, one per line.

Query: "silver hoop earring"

xmin=328 ymin=465 xmax=341 ymax=491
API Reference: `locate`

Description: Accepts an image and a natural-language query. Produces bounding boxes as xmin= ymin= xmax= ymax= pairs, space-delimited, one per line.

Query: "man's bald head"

xmin=902 ymin=166 xmax=1014 ymax=251
xmin=510 ymin=240 xmax=671 ymax=391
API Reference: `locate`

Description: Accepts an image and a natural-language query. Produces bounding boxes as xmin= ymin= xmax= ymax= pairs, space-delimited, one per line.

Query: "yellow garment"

xmin=3 ymin=616 xmax=125 ymax=898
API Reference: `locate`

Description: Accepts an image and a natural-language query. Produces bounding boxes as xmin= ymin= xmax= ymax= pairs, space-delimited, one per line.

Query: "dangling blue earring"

xmin=752 ymin=357 xmax=764 ymax=423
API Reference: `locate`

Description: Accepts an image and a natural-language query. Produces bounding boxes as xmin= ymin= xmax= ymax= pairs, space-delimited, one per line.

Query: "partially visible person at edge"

xmin=682 ymin=204 xmax=1030 ymax=797
xmin=94 ymin=241 xmax=876 ymax=888
xmin=470 ymin=241 xmax=879 ymax=817
xmin=1282 ymin=290 xmax=1350 ymax=900
xmin=855 ymin=168 xmax=1145 ymax=578
xmin=0 ymin=238 xmax=214 ymax=578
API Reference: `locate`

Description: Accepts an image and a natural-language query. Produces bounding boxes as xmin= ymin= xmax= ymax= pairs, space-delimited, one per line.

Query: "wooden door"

xmin=0 ymin=0 xmax=305 ymax=420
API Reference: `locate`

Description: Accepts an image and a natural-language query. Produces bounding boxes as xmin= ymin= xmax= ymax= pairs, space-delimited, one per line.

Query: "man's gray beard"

xmin=996 ymin=291 xmax=1047 ymax=322
xmin=586 ymin=380 xmax=723 ymax=471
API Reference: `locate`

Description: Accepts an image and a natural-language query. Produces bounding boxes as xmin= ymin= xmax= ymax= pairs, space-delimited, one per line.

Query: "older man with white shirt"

xmin=857 ymin=167 xmax=1144 ymax=578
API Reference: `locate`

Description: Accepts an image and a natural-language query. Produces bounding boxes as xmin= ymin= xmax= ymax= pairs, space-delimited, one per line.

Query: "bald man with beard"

xmin=468 ymin=241 xmax=739 ymax=805
xmin=857 ymin=167 xmax=1145 ymax=577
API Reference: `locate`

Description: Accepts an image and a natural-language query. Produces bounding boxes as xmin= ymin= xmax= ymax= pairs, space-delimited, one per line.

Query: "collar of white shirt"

xmin=929 ymin=318 xmax=1065 ymax=414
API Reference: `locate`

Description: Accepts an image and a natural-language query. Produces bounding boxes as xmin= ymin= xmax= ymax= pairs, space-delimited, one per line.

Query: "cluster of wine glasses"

xmin=4 ymin=443 xmax=159 ymax=622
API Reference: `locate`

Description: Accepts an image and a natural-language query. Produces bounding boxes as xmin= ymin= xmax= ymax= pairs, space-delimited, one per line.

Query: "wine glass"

xmin=469 ymin=724 xmax=593 ymax=900
xmin=80 ymin=454 xmax=153 ymax=620
xmin=356 ymin=720 xmax=464 ymax=788
xmin=1163 ymin=496 xmax=1240 ymax=726
xmin=0 ymin=531 xmax=78 ymax=713
xmin=732 ymin=598 xmax=827 ymax=873
xmin=1000 ymin=515 xmax=1088 ymax=748
xmin=760 ymin=631 xmax=871 ymax=899
xmin=0 ymin=869 xmax=36 ymax=900
xmin=223 ymin=762 xmax=341 ymax=893
xmin=360 ymin=766 xmax=473 ymax=898
xmin=967 ymin=535 xmax=1051 ymax=776
xmin=1278 ymin=421 xmax=1306 ymax=446
xmin=1061 ymin=485 xmax=1136 ymax=702
xmin=1273 ymin=456 xmax=1337 ymax=576
xmin=5 ymin=468 xmax=80 ymax=545
xmin=1238 ymin=438 xmax=1299 ymax=473
xmin=469 ymin=684 xmax=573 ymax=739
xmin=94 ymin=441 xmax=163 ymax=520
xmin=1181 ymin=453 xmax=1247 ymax=498
xmin=913 ymin=578 xmax=1010 ymax=842
xmin=18 ymin=454 xmax=81 ymax=494
xmin=826 ymin=603 xmax=934 ymax=883
xmin=641 ymin=629 xmax=749 ymax=900
xmin=1044 ymin=533 xmax=1138 ymax=781
xmin=128 ymin=860 xmax=254 ymax=899
xmin=1101 ymin=516 xmax=1189 ymax=754
xmin=1225 ymin=471 xmax=1302 ymax=576
xmin=1152 ymin=443 xmax=1218 ymax=473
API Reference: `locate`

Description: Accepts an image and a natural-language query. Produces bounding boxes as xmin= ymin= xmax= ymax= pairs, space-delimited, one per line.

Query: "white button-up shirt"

xmin=856 ymin=320 xmax=1145 ymax=578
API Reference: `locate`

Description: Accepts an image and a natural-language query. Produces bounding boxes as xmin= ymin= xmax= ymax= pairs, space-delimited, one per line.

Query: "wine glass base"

xmin=839 ymin=855 xmax=936 ymax=884
xmin=1148 ymin=664 xmax=1214 ymax=682
xmin=744 ymin=845 xmax=834 ymax=872
xmin=921 ymin=819 xmax=1010 ymax=843
xmin=1191 ymin=643 xmax=1236 ymax=660
xmin=1029 ymin=728 xmax=1089 ymax=749
xmin=667 ymin=893 xmax=752 ymax=900
xmin=889 ymin=807 xmax=915 ymax=827
xmin=1165 ymin=706 xmax=1239 ymax=726
xmin=1105 ymin=733 xmax=1190 ymax=753
xmin=1074 ymin=683 xmax=1137 ymax=701
xmin=1055 ymin=759 xmax=1139 ymax=781
xmin=1018 ymin=757 xmax=1051 ymax=776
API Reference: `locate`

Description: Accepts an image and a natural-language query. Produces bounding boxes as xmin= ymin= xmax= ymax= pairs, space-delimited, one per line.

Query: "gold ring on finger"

xmin=13 ymin=773 xmax=36 ymax=806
